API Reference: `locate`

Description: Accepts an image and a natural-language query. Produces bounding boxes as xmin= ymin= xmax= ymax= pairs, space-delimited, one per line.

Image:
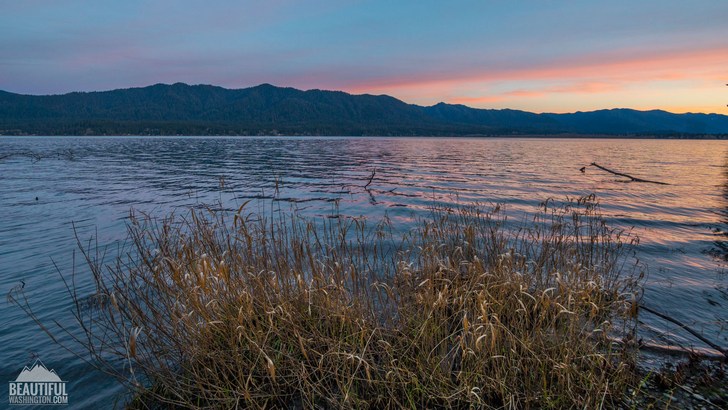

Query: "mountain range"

xmin=1 ymin=83 xmax=726 ymax=137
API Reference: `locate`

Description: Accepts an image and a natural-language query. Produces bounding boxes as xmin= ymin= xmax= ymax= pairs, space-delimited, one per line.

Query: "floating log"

xmin=589 ymin=162 xmax=669 ymax=185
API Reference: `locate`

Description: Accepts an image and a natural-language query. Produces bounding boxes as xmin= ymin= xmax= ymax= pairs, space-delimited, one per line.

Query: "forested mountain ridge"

xmin=1 ymin=83 xmax=726 ymax=136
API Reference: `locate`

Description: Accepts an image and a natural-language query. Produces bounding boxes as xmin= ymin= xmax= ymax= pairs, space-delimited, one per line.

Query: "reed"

xmin=17 ymin=196 xmax=642 ymax=408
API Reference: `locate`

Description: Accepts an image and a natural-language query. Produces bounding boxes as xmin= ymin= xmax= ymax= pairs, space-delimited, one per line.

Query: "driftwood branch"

xmin=589 ymin=162 xmax=669 ymax=185
xmin=0 ymin=151 xmax=43 ymax=161
xmin=607 ymin=336 xmax=725 ymax=361
xmin=639 ymin=304 xmax=726 ymax=359
xmin=364 ymin=168 xmax=376 ymax=190
xmin=0 ymin=149 xmax=74 ymax=162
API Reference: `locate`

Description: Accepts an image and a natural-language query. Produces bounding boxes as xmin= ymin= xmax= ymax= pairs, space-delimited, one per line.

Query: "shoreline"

xmin=2 ymin=134 xmax=727 ymax=139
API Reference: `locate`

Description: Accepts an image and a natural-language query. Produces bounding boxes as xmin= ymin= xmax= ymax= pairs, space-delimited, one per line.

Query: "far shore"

xmin=2 ymin=133 xmax=727 ymax=139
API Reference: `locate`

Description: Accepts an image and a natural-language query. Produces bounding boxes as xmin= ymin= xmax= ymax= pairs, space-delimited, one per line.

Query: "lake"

xmin=1 ymin=136 xmax=727 ymax=407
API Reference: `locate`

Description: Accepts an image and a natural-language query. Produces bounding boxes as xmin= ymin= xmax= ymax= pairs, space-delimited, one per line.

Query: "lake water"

xmin=1 ymin=136 xmax=727 ymax=407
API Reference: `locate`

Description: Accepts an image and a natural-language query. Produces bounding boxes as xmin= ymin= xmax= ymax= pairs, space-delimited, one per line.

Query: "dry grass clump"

xmin=22 ymin=197 xmax=641 ymax=408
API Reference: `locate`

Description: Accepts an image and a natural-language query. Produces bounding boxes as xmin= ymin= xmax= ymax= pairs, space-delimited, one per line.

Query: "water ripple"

xmin=1 ymin=136 xmax=727 ymax=407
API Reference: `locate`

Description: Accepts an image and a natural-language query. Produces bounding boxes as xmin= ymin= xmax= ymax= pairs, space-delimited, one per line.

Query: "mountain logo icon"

xmin=8 ymin=357 xmax=68 ymax=405
xmin=13 ymin=359 xmax=63 ymax=383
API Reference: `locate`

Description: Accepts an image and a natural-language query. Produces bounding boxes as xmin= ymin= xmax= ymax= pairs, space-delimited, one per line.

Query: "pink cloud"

xmin=340 ymin=45 xmax=728 ymax=110
xmin=448 ymin=95 xmax=507 ymax=105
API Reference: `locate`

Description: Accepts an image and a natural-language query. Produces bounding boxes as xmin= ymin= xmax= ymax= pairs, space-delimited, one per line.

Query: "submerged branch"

xmin=590 ymin=162 xmax=669 ymax=185
xmin=639 ymin=304 xmax=726 ymax=359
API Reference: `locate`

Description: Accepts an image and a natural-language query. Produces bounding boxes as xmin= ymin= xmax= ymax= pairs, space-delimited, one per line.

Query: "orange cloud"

xmin=450 ymin=82 xmax=622 ymax=105
xmin=342 ymin=45 xmax=728 ymax=113
xmin=448 ymin=95 xmax=506 ymax=105
xmin=349 ymin=46 xmax=728 ymax=92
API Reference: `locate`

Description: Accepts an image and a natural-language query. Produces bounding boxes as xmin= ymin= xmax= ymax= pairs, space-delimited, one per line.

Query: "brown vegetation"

xmin=14 ymin=197 xmax=642 ymax=409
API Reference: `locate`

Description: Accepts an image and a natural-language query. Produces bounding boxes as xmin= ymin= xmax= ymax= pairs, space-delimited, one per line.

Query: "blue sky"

xmin=1 ymin=0 xmax=726 ymax=113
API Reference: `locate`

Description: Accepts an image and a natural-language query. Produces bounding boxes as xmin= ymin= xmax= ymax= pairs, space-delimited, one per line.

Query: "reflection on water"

xmin=705 ymin=152 xmax=728 ymax=349
xmin=712 ymin=154 xmax=728 ymax=260
xmin=0 ymin=136 xmax=727 ymax=407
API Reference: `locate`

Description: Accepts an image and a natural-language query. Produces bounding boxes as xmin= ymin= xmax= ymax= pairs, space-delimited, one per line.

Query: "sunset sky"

xmin=1 ymin=0 xmax=726 ymax=114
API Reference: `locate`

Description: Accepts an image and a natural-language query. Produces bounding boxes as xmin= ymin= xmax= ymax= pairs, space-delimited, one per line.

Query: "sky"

xmin=1 ymin=0 xmax=726 ymax=114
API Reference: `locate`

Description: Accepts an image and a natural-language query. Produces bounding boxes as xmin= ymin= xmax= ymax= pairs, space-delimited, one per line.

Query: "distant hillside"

xmin=1 ymin=83 xmax=726 ymax=136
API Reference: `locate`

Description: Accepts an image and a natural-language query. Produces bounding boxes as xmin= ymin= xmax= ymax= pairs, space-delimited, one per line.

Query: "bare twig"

xmin=589 ymin=163 xmax=669 ymax=185
xmin=364 ymin=168 xmax=376 ymax=189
